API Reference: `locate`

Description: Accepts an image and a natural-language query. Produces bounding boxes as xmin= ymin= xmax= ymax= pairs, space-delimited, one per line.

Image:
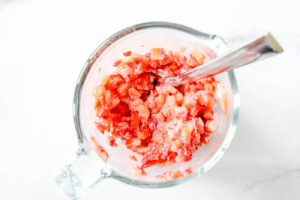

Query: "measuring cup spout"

xmin=56 ymin=140 xmax=113 ymax=199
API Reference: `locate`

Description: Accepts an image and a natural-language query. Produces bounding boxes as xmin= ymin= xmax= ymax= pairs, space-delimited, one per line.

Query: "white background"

xmin=0 ymin=0 xmax=300 ymax=199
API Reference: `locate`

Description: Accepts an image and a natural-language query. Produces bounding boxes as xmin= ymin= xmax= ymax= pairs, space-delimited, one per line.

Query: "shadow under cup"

xmin=76 ymin=22 xmax=240 ymax=187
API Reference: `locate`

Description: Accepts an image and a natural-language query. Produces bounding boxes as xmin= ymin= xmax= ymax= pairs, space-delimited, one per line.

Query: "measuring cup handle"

xmin=55 ymin=141 xmax=113 ymax=199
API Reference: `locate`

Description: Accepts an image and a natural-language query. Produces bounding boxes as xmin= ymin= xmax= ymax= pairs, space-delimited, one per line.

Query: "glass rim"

xmin=73 ymin=21 xmax=240 ymax=188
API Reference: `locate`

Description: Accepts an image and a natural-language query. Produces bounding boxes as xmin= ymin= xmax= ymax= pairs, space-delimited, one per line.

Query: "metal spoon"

xmin=155 ymin=33 xmax=283 ymax=86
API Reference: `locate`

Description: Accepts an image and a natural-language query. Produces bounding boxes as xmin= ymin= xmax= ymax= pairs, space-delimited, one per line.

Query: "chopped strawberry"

xmin=175 ymin=92 xmax=184 ymax=105
xmin=128 ymin=87 xmax=141 ymax=98
xmin=205 ymin=119 xmax=217 ymax=133
xmin=156 ymin=170 xmax=184 ymax=181
xmin=123 ymin=51 xmax=132 ymax=57
xmin=133 ymin=167 xmax=147 ymax=176
xmin=90 ymin=137 xmax=109 ymax=163
xmin=215 ymin=82 xmax=228 ymax=114
xmin=105 ymin=74 xmax=124 ymax=90
xmin=106 ymin=135 xmax=117 ymax=147
xmin=113 ymin=59 xmax=122 ymax=67
xmin=117 ymin=82 xmax=130 ymax=96
xmin=130 ymin=155 xmax=137 ymax=161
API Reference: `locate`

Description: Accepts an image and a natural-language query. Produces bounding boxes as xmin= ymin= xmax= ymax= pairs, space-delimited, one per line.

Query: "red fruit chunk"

xmin=106 ymin=135 xmax=117 ymax=147
xmin=205 ymin=119 xmax=217 ymax=133
xmin=113 ymin=59 xmax=122 ymax=67
xmin=90 ymin=137 xmax=109 ymax=163
xmin=128 ymin=87 xmax=141 ymax=98
xmin=95 ymin=118 xmax=111 ymax=133
xmin=156 ymin=170 xmax=184 ymax=181
xmin=105 ymin=75 xmax=124 ymax=90
xmin=130 ymin=155 xmax=137 ymax=161
xmin=184 ymin=167 xmax=193 ymax=175
xmin=123 ymin=51 xmax=132 ymax=57
xmin=133 ymin=167 xmax=147 ymax=176
xmin=215 ymin=82 xmax=228 ymax=114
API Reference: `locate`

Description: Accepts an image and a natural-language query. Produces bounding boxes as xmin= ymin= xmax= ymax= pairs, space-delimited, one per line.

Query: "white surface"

xmin=0 ymin=0 xmax=299 ymax=199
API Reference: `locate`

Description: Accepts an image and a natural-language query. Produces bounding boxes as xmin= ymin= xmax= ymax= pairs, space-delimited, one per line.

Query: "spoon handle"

xmin=167 ymin=33 xmax=283 ymax=86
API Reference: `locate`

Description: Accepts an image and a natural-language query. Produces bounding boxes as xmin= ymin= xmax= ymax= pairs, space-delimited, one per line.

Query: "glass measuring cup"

xmin=56 ymin=22 xmax=240 ymax=199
